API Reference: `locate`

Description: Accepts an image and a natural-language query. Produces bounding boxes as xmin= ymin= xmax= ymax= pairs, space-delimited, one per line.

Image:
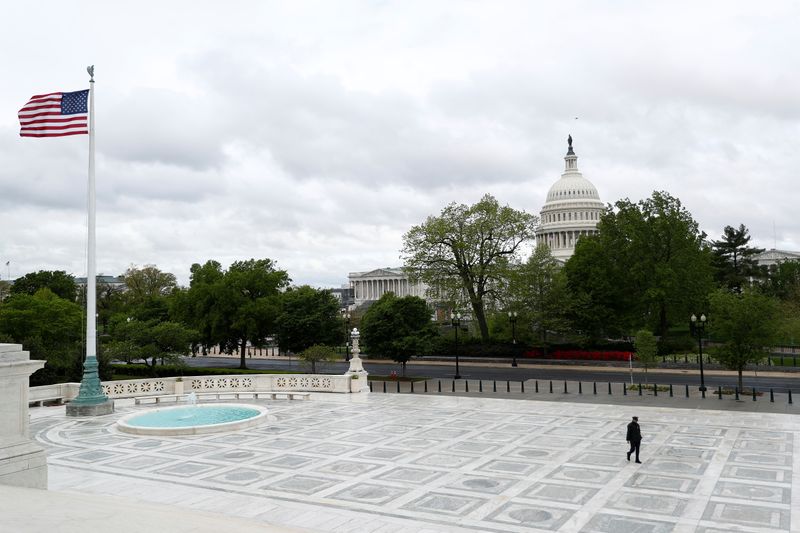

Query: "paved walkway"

xmin=368 ymin=378 xmax=800 ymax=414
xmin=24 ymin=393 xmax=800 ymax=532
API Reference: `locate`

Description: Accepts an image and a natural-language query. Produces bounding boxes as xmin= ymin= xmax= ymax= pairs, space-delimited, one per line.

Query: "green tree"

xmin=11 ymin=270 xmax=77 ymax=301
xmin=402 ymin=194 xmax=538 ymax=342
xmin=565 ymin=191 xmax=714 ymax=338
xmin=360 ymin=294 xmax=436 ymax=375
xmin=299 ymin=344 xmax=338 ymax=374
xmin=761 ymin=260 xmax=800 ymax=302
xmin=506 ymin=245 xmax=572 ymax=348
xmin=633 ymin=329 xmax=659 ymax=385
xmin=276 ymin=286 xmax=344 ymax=353
xmin=121 ymin=264 xmax=177 ymax=304
xmin=177 ymin=259 xmax=289 ymax=369
xmin=708 ymin=290 xmax=780 ymax=392
xmin=711 ymin=224 xmax=765 ymax=291
xmin=104 ymin=315 xmax=197 ymax=369
xmin=0 ymin=288 xmax=85 ymax=381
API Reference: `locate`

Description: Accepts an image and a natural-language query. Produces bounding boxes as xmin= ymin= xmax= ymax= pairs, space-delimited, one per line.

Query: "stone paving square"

xmin=33 ymin=393 xmax=800 ymax=532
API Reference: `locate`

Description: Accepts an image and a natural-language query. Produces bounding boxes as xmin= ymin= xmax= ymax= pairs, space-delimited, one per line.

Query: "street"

xmin=182 ymin=356 xmax=800 ymax=392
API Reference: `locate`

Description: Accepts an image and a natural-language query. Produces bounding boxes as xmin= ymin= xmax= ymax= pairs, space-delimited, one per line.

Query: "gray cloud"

xmin=1 ymin=0 xmax=798 ymax=287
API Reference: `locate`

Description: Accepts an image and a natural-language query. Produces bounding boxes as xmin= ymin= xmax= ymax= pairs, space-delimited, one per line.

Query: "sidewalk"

xmin=368 ymin=377 xmax=800 ymax=414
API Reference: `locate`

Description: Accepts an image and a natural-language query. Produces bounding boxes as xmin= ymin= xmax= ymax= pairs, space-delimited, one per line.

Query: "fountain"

xmin=117 ymin=403 xmax=268 ymax=436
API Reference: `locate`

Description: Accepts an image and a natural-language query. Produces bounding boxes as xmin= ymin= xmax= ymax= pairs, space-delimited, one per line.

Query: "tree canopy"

xmin=121 ymin=264 xmax=178 ymax=304
xmin=711 ymin=224 xmax=764 ymax=291
xmin=506 ymin=245 xmax=571 ymax=346
xmin=276 ymin=286 xmax=344 ymax=353
xmin=360 ymin=294 xmax=436 ymax=374
xmin=708 ymin=289 xmax=779 ymax=391
xmin=402 ymin=193 xmax=538 ymax=341
xmin=176 ymin=259 xmax=289 ymax=368
xmin=565 ymin=191 xmax=714 ymax=338
xmin=10 ymin=270 xmax=77 ymax=301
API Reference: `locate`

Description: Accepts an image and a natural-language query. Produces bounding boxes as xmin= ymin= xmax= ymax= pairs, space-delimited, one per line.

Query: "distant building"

xmin=329 ymin=286 xmax=355 ymax=309
xmin=536 ymin=138 xmax=604 ymax=262
xmin=752 ymin=249 xmax=800 ymax=268
xmin=74 ymin=275 xmax=126 ymax=290
xmin=348 ymin=268 xmax=428 ymax=308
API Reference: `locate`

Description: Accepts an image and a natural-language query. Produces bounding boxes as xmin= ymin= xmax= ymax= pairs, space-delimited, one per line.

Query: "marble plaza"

xmin=27 ymin=393 xmax=800 ymax=532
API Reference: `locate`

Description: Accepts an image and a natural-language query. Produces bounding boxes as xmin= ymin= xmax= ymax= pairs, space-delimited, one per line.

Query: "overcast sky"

xmin=1 ymin=1 xmax=798 ymax=287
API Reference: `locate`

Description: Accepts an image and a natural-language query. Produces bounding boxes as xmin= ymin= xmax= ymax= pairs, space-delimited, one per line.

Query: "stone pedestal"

xmin=345 ymin=328 xmax=369 ymax=393
xmin=0 ymin=344 xmax=47 ymax=488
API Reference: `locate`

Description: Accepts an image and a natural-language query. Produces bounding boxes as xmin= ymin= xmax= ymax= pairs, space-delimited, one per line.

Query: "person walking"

xmin=626 ymin=416 xmax=642 ymax=463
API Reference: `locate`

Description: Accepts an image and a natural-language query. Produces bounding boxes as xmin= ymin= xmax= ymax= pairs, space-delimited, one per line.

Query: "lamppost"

xmin=508 ymin=311 xmax=518 ymax=367
xmin=451 ymin=311 xmax=462 ymax=379
xmin=341 ymin=309 xmax=351 ymax=361
xmin=690 ymin=313 xmax=707 ymax=392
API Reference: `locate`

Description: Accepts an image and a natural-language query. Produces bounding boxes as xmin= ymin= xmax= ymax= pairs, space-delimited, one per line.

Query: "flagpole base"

xmin=66 ymin=400 xmax=114 ymax=417
xmin=66 ymin=355 xmax=113 ymax=417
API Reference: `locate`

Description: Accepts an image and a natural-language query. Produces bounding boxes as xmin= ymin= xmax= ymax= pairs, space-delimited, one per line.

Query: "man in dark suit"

xmin=626 ymin=416 xmax=642 ymax=463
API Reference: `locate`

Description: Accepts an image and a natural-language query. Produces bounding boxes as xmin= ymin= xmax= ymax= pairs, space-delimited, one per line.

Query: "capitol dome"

xmin=536 ymin=137 xmax=604 ymax=261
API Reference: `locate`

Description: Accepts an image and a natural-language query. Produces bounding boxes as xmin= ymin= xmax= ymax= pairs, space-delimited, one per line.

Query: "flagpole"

xmin=67 ymin=66 xmax=113 ymax=417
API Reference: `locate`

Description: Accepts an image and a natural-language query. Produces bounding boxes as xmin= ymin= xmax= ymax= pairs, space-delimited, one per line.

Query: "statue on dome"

xmin=568 ymin=134 xmax=573 ymax=148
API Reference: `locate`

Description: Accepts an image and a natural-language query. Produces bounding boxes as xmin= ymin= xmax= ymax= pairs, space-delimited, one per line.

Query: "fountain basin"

xmin=117 ymin=403 xmax=268 ymax=436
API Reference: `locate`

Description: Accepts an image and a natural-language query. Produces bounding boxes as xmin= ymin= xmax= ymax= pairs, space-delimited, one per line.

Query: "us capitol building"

xmin=535 ymin=136 xmax=604 ymax=262
xmin=348 ymin=137 xmax=603 ymax=307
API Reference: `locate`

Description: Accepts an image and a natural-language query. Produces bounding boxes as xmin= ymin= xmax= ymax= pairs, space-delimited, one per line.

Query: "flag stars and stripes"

xmin=18 ymin=89 xmax=89 ymax=137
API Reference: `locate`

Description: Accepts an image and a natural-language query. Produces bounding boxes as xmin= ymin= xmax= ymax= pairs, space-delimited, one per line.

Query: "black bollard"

xmin=685 ymin=384 xmax=689 ymax=398
xmin=789 ymin=390 xmax=793 ymax=404
xmin=383 ymin=381 xmax=387 ymax=393
xmin=564 ymin=381 xmax=568 ymax=394
xmin=507 ymin=381 xmax=510 ymax=393
xmin=654 ymin=384 xmax=658 ymax=397
xmin=608 ymin=382 xmax=612 ymax=395
xmin=770 ymin=389 xmax=774 ymax=402
xmin=593 ymin=382 xmax=597 ymax=395
xmin=411 ymin=381 xmax=414 ymax=393
xmin=638 ymin=383 xmax=642 ymax=396
xmin=701 ymin=387 xmax=706 ymax=399
xmin=669 ymin=384 xmax=673 ymax=397
xmin=753 ymin=387 xmax=757 ymax=401
xmin=479 ymin=380 xmax=483 ymax=392
xmin=521 ymin=381 xmax=525 ymax=393
xmin=550 ymin=381 xmax=553 ymax=393
xmin=397 ymin=381 xmax=400 ymax=393
xmin=493 ymin=380 xmax=497 ymax=393
xmin=735 ymin=387 xmax=739 ymax=401
xmin=369 ymin=381 xmax=373 ymax=392
xmin=623 ymin=383 xmax=627 ymax=396
xmin=579 ymin=382 xmax=582 ymax=394
xmin=718 ymin=385 xmax=722 ymax=399
xmin=465 ymin=380 xmax=469 ymax=393
xmin=438 ymin=380 xmax=442 ymax=393
xmin=425 ymin=381 xmax=428 ymax=393
xmin=535 ymin=380 xmax=539 ymax=393
xmin=452 ymin=380 xmax=455 ymax=393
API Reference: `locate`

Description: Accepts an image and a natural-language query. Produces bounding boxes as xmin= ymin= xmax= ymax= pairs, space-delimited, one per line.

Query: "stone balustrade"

xmin=30 ymin=373 xmax=358 ymax=404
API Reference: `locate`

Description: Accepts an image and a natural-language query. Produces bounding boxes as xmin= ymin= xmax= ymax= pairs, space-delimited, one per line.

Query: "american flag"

xmin=18 ymin=90 xmax=89 ymax=137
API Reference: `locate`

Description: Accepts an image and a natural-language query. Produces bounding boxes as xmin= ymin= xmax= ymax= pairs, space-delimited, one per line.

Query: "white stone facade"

xmin=348 ymin=268 xmax=427 ymax=307
xmin=536 ymin=140 xmax=604 ymax=262
xmin=753 ymin=249 xmax=800 ymax=268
